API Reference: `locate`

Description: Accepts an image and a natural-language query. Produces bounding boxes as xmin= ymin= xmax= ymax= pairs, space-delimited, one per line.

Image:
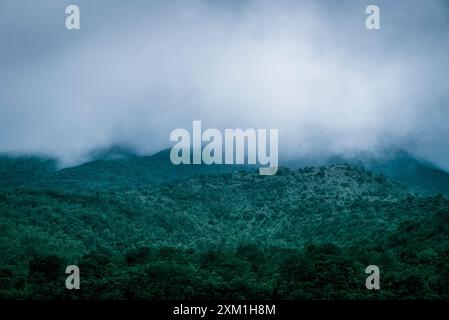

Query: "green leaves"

xmin=1 ymin=158 xmax=449 ymax=299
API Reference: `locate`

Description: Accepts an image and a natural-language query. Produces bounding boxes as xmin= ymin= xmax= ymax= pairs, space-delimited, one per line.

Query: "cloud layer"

xmin=1 ymin=0 xmax=449 ymax=168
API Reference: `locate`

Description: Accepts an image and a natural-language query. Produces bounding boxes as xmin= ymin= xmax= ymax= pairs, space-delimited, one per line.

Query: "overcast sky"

xmin=1 ymin=0 xmax=449 ymax=169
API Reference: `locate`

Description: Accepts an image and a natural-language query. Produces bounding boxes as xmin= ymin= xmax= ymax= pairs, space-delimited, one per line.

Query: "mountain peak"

xmin=87 ymin=145 xmax=139 ymax=161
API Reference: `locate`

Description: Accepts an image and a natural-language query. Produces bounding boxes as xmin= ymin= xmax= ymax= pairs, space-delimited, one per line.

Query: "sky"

xmin=0 ymin=0 xmax=449 ymax=169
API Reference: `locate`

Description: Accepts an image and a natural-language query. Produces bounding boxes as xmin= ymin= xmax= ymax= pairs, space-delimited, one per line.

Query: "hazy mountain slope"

xmin=0 ymin=156 xmax=56 ymax=188
xmin=0 ymin=164 xmax=423 ymax=270
xmin=3 ymin=146 xmax=447 ymax=195
xmin=284 ymin=149 xmax=449 ymax=196
xmin=1 ymin=152 xmax=449 ymax=299
xmin=0 ymin=148 xmax=251 ymax=190
xmin=361 ymin=151 xmax=449 ymax=196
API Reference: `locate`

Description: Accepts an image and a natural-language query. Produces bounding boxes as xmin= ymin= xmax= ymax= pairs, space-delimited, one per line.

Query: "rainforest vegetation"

xmin=1 ymin=151 xmax=449 ymax=299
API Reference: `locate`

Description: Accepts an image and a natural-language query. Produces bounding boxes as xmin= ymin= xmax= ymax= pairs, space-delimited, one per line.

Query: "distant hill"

xmin=2 ymin=147 xmax=449 ymax=196
xmin=1 ymin=147 xmax=449 ymax=299
xmin=356 ymin=150 xmax=449 ymax=196
xmin=0 ymin=155 xmax=56 ymax=188
xmin=284 ymin=149 xmax=449 ymax=197
xmin=0 ymin=163 xmax=417 ymax=264
xmin=0 ymin=147 xmax=250 ymax=190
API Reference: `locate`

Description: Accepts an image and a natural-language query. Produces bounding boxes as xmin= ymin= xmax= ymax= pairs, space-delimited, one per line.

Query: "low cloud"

xmin=1 ymin=0 xmax=448 ymax=169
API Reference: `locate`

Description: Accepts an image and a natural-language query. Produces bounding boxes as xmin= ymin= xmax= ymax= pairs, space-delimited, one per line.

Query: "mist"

xmin=1 ymin=0 xmax=448 ymax=169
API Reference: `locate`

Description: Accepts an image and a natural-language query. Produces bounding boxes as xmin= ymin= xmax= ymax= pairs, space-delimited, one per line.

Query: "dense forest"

xmin=1 ymin=150 xmax=449 ymax=299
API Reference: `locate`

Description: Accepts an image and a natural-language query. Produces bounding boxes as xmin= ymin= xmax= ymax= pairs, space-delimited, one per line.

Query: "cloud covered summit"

xmin=1 ymin=0 xmax=448 ymax=169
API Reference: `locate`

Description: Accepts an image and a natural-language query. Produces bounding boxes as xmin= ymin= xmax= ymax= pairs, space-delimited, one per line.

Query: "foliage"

xmin=1 ymin=154 xmax=449 ymax=299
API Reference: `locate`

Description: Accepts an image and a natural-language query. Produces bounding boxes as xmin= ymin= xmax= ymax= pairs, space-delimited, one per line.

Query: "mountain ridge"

xmin=1 ymin=148 xmax=449 ymax=299
xmin=1 ymin=146 xmax=448 ymax=196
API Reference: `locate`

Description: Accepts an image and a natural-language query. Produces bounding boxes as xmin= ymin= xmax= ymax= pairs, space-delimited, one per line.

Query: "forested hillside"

xmin=1 ymin=152 xmax=449 ymax=299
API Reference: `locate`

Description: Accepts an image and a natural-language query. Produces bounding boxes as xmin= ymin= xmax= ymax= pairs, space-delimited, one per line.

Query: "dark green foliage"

xmin=1 ymin=154 xmax=449 ymax=299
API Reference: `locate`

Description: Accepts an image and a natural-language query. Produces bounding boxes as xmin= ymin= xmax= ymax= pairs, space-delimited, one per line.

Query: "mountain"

xmin=0 ymin=155 xmax=57 ymax=188
xmin=284 ymin=149 xmax=449 ymax=196
xmin=0 ymin=147 xmax=251 ymax=190
xmin=357 ymin=150 xmax=449 ymax=196
xmin=3 ymin=146 xmax=449 ymax=195
xmin=1 ymin=148 xmax=449 ymax=299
